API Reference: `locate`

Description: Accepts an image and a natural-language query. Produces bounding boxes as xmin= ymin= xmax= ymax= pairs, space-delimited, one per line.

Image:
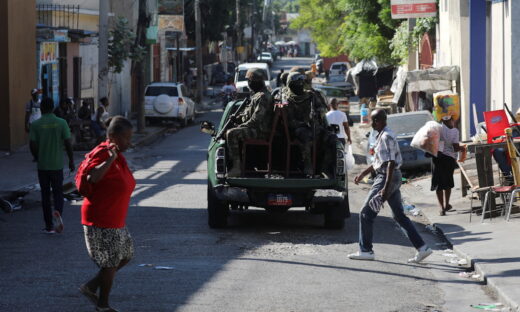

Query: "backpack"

xmin=75 ymin=146 xmax=107 ymax=197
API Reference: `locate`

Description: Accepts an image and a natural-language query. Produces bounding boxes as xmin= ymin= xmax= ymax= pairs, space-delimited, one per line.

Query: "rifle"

xmin=215 ymin=96 xmax=251 ymax=140
xmin=311 ymin=93 xmax=318 ymax=175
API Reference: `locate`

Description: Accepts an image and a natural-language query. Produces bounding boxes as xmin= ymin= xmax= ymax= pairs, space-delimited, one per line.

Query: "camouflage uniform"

xmin=226 ymin=68 xmax=273 ymax=176
xmin=285 ymin=72 xmax=314 ymax=175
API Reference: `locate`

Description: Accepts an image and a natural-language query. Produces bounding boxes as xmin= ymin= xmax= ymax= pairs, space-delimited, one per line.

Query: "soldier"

xmin=272 ymin=72 xmax=289 ymax=103
xmin=285 ymin=72 xmax=314 ymax=176
xmin=285 ymin=72 xmax=337 ymax=177
xmin=226 ymin=68 xmax=274 ymax=177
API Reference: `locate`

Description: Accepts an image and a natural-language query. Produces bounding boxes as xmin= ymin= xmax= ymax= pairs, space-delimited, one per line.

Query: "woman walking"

xmin=431 ymin=115 xmax=462 ymax=216
xmin=79 ymin=116 xmax=135 ymax=312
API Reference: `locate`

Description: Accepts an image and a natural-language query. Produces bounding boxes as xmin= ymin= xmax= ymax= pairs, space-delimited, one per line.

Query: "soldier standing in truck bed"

xmin=285 ymin=72 xmax=314 ymax=176
xmin=226 ymin=68 xmax=274 ymax=177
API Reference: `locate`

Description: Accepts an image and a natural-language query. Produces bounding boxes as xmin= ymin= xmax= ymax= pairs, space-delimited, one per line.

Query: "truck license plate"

xmin=267 ymin=194 xmax=292 ymax=206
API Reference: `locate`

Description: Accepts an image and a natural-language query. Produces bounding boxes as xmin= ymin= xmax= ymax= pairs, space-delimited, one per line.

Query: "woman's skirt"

xmin=83 ymin=225 xmax=134 ymax=268
xmin=431 ymin=152 xmax=457 ymax=191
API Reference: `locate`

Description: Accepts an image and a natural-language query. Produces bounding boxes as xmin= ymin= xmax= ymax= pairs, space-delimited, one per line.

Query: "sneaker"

xmin=53 ymin=211 xmax=64 ymax=233
xmin=408 ymin=245 xmax=433 ymax=263
xmin=42 ymin=228 xmax=56 ymax=234
xmin=348 ymin=250 xmax=375 ymax=261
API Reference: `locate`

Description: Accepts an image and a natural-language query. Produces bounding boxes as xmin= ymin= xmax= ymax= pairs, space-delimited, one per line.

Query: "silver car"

xmin=366 ymin=111 xmax=434 ymax=170
xmin=144 ymin=82 xmax=196 ymax=127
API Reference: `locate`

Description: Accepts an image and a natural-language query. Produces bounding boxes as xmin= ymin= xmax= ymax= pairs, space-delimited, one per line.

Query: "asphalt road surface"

xmin=0 ymin=57 xmax=499 ymax=312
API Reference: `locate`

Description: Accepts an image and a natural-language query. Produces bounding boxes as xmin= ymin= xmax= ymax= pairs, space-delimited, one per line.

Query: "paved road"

xmin=0 ymin=58 xmax=500 ymax=312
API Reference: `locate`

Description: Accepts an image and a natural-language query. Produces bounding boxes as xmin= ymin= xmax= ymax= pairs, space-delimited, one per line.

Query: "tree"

xmin=292 ymin=0 xmax=437 ymax=65
xmin=108 ymin=17 xmax=146 ymax=73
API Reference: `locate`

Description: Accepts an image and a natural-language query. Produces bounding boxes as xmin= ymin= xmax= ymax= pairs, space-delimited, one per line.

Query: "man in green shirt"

xmin=30 ymin=97 xmax=75 ymax=234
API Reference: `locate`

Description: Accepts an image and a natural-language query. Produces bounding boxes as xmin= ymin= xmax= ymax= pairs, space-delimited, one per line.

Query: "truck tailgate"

xmin=226 ymin=177 xmax=338 ymax=190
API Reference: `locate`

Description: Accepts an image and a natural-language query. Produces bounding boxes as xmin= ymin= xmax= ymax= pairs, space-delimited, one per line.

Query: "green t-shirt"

xmin=29 ymin=114 xmax=71 ymax=170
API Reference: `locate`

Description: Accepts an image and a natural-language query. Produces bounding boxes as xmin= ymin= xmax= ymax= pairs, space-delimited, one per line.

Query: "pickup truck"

xmin=201 ymin=99 xmax=350 ymax=229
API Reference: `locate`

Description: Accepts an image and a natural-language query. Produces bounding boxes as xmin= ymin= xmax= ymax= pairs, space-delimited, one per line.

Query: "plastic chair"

xmin=483 ymin=110 xmax=510 ymax=143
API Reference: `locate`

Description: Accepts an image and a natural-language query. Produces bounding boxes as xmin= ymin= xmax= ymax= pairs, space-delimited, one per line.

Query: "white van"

xmin=329 ymin=62 xmax=350 ymax=76
xmin=234 ymin=63 xmax=273 ymax=94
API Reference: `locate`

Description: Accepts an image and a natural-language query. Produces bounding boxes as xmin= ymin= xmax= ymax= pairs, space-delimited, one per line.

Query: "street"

xmin=0 ymin=57 xmax=501 ymax=312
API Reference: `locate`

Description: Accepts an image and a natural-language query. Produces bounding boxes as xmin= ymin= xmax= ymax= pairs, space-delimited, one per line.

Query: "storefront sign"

xmin=54 ymin=29 xmax=70 ymax=42
xmin=391 ymin=0 xmax=437 ymax=19
xmin=158 ymin=15 xmax=184 ymax=33
xmin=40 ymin=42 xmax=58 ymax=64
xmin=158 ymin=0 xmax=183 ymax=15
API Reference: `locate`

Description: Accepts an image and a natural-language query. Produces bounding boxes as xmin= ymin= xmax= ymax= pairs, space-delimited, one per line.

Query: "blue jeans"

xmin=359 ymin=169 xmax=425 ymax=252
xmin=38 ymin=170 xmax=64 ymax=230
xmin=492 ymin=148 xmax=512 ymax=176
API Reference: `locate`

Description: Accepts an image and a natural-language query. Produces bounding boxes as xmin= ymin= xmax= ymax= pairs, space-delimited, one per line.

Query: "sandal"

xmin=79 ymin=284 xmax=98 ymax=306
xmin=445 ymin=204 xmax=453 ymax=212
xmin=96 ymin=306 xmax=119 ymax=312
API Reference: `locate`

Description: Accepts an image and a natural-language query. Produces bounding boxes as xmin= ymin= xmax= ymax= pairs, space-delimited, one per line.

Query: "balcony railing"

xmin=37 ymin=4 xmax=80 ymax=30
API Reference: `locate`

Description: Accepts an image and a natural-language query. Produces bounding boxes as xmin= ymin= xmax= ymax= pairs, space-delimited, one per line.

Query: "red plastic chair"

xmin=484 ymin=110 xmax=510 ymax=143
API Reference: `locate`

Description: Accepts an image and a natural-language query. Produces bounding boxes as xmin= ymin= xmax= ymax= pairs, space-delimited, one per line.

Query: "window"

xmin=237 ymin=69 xmax=268 ymax=82
xmin=145 ymin=86 xmax=178 ymax=97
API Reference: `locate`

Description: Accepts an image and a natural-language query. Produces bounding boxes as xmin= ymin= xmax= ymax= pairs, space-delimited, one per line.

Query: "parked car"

xmin=366 ymin=111 xmax=434 ymax=170
xmin=329 ymin=62 xmax=350 ymax=76
xmin=314 ymin=85 xmax=351 ymax=113
xmin=234 ymin=62 xmax=274 ymax=94
xmin=144 ymin=82 xmax=196 ymax=127
xmin=257 ymin=52 xmax=274 ymax=66
xmin=324 ymin=75 xmax=355 ymax=95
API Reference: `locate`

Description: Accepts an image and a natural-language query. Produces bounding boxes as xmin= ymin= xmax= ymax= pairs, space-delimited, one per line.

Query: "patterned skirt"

xmin=83 ymin=225 xmax=134 ymax=268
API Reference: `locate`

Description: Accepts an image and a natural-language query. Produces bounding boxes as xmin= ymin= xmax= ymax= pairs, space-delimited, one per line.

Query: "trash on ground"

xmin=470 ymin=302 xmax=506 ymax=311
xmin=154 ymin=266 xmax=175 ymax=270
xmin=138 ymin=264 xmax=154 ymax=267
xmin=458 ymin=258 xmax=468 ymax=266
xmin=458 ymin=271 xmax=481 ymax=280
xmin=442 ymin=253 xmax=458 ymax=258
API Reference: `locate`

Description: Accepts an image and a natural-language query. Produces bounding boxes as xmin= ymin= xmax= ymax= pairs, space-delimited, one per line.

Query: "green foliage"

xmin=293 ymin=0 xmax=437 ymax=65
xmin=108 ymin=17 xmax=146 ymax=73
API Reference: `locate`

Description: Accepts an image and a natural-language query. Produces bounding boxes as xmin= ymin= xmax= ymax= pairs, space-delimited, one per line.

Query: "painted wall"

xmin=0 ymin=0 xmax=37 ymax=150
xmin=437 ymin=0 xmax=470 ymax=139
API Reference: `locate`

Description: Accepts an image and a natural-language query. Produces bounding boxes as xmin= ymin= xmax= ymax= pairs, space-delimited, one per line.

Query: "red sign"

xmin=391 ymin=0 xmax=437 ymax=19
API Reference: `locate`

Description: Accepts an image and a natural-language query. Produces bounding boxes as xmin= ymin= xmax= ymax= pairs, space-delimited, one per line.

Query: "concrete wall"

xmin=437 ymin=0 xmax=470 ymax=139
xmin=0 ymin=0 xmax=37 ymax=150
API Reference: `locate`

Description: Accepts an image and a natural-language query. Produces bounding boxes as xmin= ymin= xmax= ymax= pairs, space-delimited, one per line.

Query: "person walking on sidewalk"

xmin=349 ymin=109 xmax=432 ymax=263
xmin=25 ymin=88 xmax=42 ymax=132
xmin=29 ymin=97 xmax=75 ymax=234
xmin=326 ymin=98 xmax=352 ymax=146
xmin=79 ymin=116 xmax=135 ymax=312
xmin=431 ymin=115 xmax=463 ymax=216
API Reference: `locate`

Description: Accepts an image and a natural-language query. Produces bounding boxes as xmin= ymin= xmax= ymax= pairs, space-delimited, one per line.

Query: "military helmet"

xmin=245 ymin=68 xmax=265 ymax=82
xmin=287 ymin=72 xmax=306 ymax=89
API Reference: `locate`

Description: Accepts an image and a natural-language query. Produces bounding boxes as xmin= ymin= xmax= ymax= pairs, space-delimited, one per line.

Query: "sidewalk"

xmin=0 ymin=95 xmax=219 ymax=197
xmin=0 ymin=124 xmax=169 ymax=196
xmin=401 ymin=173 xmax=520 ymax=311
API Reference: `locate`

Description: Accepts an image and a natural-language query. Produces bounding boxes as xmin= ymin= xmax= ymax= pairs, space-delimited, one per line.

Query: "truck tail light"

xmin=178 ymin=97 xmax=185 ymax=105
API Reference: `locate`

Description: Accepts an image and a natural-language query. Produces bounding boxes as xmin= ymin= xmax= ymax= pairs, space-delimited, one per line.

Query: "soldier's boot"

xmin=228 ymin=160 xmax=242 ymax=177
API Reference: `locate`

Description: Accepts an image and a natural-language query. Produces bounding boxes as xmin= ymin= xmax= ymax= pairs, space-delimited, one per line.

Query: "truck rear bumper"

xmin=213 ymin=185 xmax=345 ymax=208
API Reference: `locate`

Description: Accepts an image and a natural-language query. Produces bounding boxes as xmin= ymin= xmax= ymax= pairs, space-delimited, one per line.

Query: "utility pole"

xmin=98 ymin=0 xmax=109 ymax=102
xmin=133 ymin=0 xmax=148 ymax=132
xmin=236 ymin=0 xmax=241 ymax=61
xmin=195 ymin=0 xmax=204 ymax=104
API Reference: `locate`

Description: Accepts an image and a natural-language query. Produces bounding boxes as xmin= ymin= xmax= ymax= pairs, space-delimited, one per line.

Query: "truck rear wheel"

xmin=324 ymin=200 xmax=346 ymax=229
xmin=207 ymin=181 xmax=228 ymax=228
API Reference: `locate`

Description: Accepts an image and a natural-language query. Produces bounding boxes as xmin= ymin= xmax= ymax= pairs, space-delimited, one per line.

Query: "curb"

xmin=426 ymin=221 xmax=519 ymax=312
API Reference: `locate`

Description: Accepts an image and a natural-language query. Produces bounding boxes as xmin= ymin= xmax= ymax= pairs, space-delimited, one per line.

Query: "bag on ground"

xmin=345 ymin=144 xmax=355 ymax=171
xmin=411 ymin=121 xmax=442 ymax=157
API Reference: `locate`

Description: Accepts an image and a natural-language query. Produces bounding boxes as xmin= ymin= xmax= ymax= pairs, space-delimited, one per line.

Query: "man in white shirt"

xmin=325 ymin=98 xmax=351 ymax=146
xmin=349 ymin=109 xmax=432 ymax=263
